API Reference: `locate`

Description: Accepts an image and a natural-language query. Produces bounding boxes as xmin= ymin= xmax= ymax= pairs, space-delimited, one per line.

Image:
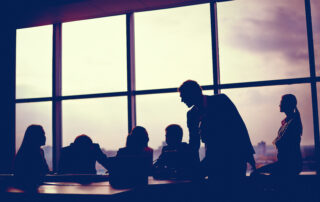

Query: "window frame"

xmin=15 ymin=1 xmax=320 ymax=173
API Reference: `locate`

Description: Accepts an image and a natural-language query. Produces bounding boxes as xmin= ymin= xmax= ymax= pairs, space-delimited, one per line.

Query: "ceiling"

xmin=4 ymin=0 xmax=230 ymax=28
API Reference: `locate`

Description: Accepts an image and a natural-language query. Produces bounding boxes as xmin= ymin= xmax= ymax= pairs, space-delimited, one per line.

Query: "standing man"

xmin=178 ymin=80 xmax=255 ymax=200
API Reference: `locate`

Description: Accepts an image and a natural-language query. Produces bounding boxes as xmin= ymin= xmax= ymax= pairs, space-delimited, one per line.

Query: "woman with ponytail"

xmin=252 ymin=94 xmax=302 ymax=176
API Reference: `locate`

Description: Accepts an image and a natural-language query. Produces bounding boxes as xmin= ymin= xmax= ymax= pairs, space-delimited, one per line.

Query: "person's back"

xmin=109 ymin=126 xmax=152 ymax=188
xmin=153 ymin=124 xmax=199 ymax=179
xmin=58 ymin=135 xmax=108 ymax=174
xmin=200 ymin=94 xmax=255 ymax=166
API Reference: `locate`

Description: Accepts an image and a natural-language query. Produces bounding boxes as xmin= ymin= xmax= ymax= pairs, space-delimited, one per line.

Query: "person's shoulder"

xmin=61 ymin=145 xmax=72 ymax=153
xmin=92 ymin=143 xmax=102 ymax=150
xmin=162 ymin=145 xmax=169 ymax=151
xmin=117 ymin=147 xmax=127 ymax=153
xmin=145 ymin=147 xmax=153 ymax=153
xmin=208 ymin=94 xmax=229 ymax=101
xmin=179 ymin=142 xmax=191 ymax=151
xmin=187 ymin=106 xmax=198 ymax=117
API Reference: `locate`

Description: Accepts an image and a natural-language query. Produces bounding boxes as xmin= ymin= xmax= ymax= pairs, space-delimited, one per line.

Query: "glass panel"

xmin=136 ymin=91 xmax=213 ymax=161
xmin=62 ymin=15 xmax=127 ymax=95
xmin=311 ymin=0 xmax=320 ymax=75
xmin=16 ymin=25 xmax=52 ymax=99
xmin=218 ymin=0 xmax=309 ymax=83
xmin=16 ymin=102 xmax=52 ymax=170
xmin=62 ymin=97 xmax=128 ymax=174
xmin=222 ymin=84 xmax=315 ymax=172
xmin=135 ymin=4 xmax=213 ymax=90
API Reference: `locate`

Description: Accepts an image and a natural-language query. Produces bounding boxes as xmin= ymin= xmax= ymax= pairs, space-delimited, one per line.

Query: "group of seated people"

xmin=12 ymin=92 xmax=304 ymax=189
xmin=13 ymin=123 xmax=199 ymax=188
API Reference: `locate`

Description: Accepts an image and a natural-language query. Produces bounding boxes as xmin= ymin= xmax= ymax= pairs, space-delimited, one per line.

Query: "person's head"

xmin=280 ymin=94 xmax=297 ymax=114
xmin=20 ymin=125 xmax=46 ymax=149
xmin=74 ymin=134 xmax=93 ymax=148
xmin=126 ymin=126 xmax=149 ymax=149
xmin=178 ymin=80 xmax=203 ymax=108
xmin=165 ymin=124 xmax=183 ymax=146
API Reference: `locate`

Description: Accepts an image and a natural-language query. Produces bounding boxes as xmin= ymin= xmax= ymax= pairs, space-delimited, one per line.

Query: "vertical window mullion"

xmin=127 ymin=13 xmax=136 ymax=132
xmin=304 ymin=0 xmax=320 ymax=174
xmin=210 ymin=2 xmax=220 ymax=95
xmin=52 ymin=23 xmax=62 ymax=172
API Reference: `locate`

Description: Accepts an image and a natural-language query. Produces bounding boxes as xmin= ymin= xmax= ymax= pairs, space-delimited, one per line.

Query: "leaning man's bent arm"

xmin=187 ymin=110 xmax=200 ymax=151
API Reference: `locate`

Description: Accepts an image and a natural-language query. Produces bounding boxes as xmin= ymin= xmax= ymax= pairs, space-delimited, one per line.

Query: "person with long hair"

xmin=13 ymin=125 xmax=49 ymax=187
xmin=252 ymin=94 xmax=303 ymax=176
xmin=109 ymin=126 xmax=153 ymax=188
xmin=117 ymin=126 xmax=153 ymax=167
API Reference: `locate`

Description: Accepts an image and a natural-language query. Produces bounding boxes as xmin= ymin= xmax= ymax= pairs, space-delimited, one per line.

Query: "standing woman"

xmin=13 ymin=125 xmax=49 ymax=187
xmin=253 ymin=94 xmax=303 ymax=176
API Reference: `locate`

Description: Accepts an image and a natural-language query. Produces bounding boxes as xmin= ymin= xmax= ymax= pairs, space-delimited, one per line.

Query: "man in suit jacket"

xmin=178 ymin=80 xmax=256 ymax=199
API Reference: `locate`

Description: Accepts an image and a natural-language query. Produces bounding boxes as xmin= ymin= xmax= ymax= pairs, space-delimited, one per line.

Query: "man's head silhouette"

xmin=178 ymin=80 xmax=203 ymax=108
xmin=165 ymin=124 xmax=183 ymax=146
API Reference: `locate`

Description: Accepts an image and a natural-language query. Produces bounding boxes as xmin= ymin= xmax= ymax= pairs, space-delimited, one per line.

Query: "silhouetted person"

xmin=116 ymin=126 xmax=153 ymax=168
xmin=252 ymin=94 xmax=302 ymax=176
xmin=153 ymin=124 xmax=199 ymax=179
xmin=178 ymin=80 xmax=256 ymax=200
xmin=109 ymin=126 xmax=153 ymax=188
xmin=13 ymin=125 xmax=49 ymax=188
xmin=58 ymin=134 xmax=109 ymax=174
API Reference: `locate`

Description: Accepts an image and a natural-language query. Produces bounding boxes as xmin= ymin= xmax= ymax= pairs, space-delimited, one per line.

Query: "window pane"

xmin=136 ymin=91 xmax=213 ymax=161
xmin=311 ymin=0 xmax=320 ymax=75
xmin=222 ymin=84 xmax=315 ymax=171
xmin=16 ymin=25 xmax=52 ymax=99
xmin=16 ymin=102 xmax=52 ymax=170
xmin=218 ymin=0 xmax=309 ymax=83
xmin=62 ymin=97 xmax=128 ymax=174
xmin=62 ymin=15 xmax=127 ymax=95
xmin=135 ymin=4 xmax=213 ymax=90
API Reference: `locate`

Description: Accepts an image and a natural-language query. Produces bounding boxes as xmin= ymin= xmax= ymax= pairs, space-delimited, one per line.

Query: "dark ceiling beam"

xmin=12 ymin=0 xmax=231 ymax=29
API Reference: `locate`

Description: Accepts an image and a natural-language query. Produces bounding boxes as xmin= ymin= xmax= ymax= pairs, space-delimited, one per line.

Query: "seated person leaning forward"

xmin=252 ymin=94 xmax=303 ymax=176
xmin=58 ymin=134 xmax=109 ymax=174
xmin=153 ymin=124 xmax=199 ymax=179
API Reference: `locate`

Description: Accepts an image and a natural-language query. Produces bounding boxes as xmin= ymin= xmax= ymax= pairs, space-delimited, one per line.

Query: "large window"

xmin=15 ymin=102 xmax=53 ymax=170
xmin=62 ymin=16 xmax=127 ymax=95
xmin=16 ymin=25 xmax=52 ymax=99
xmin=135 ymin=4 xmax=213 ymax=90
xmin=15 ymin=1 xmax=320 ymax=174
xmin=311 ymin=0 xmax=320 ymax=75
xmin=217 ymin=0 xmax=309 ymax=83
xmin=223 ymin=84 xmax=315 ymax=171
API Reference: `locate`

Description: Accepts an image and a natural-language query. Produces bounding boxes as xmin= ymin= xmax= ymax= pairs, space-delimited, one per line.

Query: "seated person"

xmin=116 ymin=126 xmax=153 ymax=168
xmin=153 ymin=124 xmax=199 ymax=179
xmin=13 ymin=125 xmax=49 ymax=188
xmin=58 ymin=134 xmax=108 ymax=174
xmin=252 ymin=94 xmax=302 ymax=177
xmin=109 ymin=126 xmax=153 ymax=188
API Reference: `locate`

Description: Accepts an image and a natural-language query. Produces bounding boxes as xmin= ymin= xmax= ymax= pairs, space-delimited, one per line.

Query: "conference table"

xmin=3 ymin=175 xmax=195 ymax=202
xmin=2 ymin=172 xmax=319 ymax=202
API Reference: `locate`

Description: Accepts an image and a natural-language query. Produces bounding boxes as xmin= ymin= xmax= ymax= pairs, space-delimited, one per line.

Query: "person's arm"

xmin=94 ymin=144 xmax=109 ymax=170
xmin=187 ymin=110 xmax=200 ymax=151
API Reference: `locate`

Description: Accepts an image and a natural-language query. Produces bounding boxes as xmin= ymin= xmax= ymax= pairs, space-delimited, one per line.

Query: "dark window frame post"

xmin=52 ymin=23 xmax=62 ymax=172
xmin=210 ymin=2 xmax=221 ymax=95
xmin=304 ymin=0 xmax=320 ymax=174
xmin=126 ymin=13 xmax=137 ymax=133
